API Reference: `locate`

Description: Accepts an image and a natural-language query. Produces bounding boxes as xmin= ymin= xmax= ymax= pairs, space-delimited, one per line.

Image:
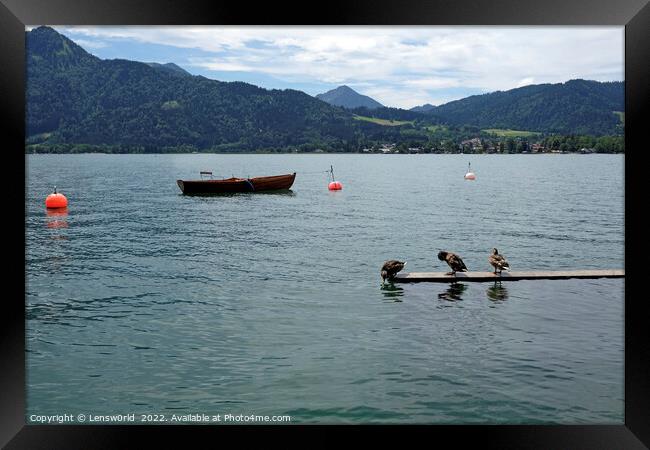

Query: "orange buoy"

xmin=328 ymin=181 xmax=343 ymax=191
xmin=45 ymin=187 xmax=68 ymax=209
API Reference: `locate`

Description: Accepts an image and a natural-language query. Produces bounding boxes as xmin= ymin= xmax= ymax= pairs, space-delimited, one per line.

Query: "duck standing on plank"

xmin=380 ymin=260 xmax=406 ymax=284
xmin=488 ymin=248 xmax=510 ymax=274
xmin=437 ymin=251 xmax=468 ymax=276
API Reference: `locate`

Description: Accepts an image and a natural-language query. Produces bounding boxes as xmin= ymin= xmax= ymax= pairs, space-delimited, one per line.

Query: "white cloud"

xmin=56 ymin=26 xmax=624 ymax=108
xmin=73 ymin=39 xmax=108 ymax=50
xmin=404 ymin=78 xmax=462 ymax=89
xmin=516 ymin=77 xmax=536 ymax=88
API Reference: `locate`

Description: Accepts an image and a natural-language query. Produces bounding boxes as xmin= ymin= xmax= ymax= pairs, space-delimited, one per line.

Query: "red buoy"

xmin=45 ymin=187 xmax=68 ymax=209
xmin=327 ymin=165 xmax=343 ymax=190
xmin=328 ymin=181 xmax=343 ymax=191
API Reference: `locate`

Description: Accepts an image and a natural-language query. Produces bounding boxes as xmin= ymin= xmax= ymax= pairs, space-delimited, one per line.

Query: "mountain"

xmin=316 ymin=85 xmax=384 ymax=110
xmin=410 ymin=104 xmax=436 ymax=113
xmin=26 ymin=26 xmax=386 ymax=151
xmin=412 ymin=80 xmax=624 ymax=135
xmin=145 ymin=62 xmax=191 ymax=77
xmin=25 ymin=25 xmax=99 ymax=69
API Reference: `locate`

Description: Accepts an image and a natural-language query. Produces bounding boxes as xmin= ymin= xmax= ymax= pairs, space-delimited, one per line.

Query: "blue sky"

xmin=42 ymin=26 xmax=623 ymax=109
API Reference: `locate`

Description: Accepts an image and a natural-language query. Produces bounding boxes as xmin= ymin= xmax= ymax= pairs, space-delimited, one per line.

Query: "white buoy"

xmin=464 ymin=162 xmax=476 ymax=180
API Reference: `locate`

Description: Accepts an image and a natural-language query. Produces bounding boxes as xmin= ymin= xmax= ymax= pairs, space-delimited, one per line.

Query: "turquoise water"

xmin=26 ymin=154 xmax=624 ymax=424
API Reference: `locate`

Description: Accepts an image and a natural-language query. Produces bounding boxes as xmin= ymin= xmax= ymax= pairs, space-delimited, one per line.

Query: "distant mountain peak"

xmin=26 ymin=26 xmax=98 ymax=67
xmin=316 ymin=85 xmax=383 ymax=110
xmin=410 ymin=103 xmax=437 ymax=113
xmin=29 ymin=25 xmax=64 ymax=38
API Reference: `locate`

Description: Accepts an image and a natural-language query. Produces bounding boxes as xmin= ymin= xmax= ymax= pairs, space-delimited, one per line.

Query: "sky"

xmin=44 ymin=26 xmax=623 ymax=109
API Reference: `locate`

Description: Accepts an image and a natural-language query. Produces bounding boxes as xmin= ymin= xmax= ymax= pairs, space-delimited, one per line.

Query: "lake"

xmin=26 ymin=153 xmax=624 ymax=424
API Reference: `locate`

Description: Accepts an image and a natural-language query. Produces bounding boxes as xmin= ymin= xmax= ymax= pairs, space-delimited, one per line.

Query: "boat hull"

xmin=177 ymin=173 xmax=296 ymax=194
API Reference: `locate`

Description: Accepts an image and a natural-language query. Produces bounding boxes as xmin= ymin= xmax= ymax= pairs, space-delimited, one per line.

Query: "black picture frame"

xmin=2 ymin=0 xmax=648 ymax=447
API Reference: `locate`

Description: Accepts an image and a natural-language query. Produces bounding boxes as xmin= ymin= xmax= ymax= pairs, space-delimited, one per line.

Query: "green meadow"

xmin=482 ymin=128 xmax=541 ymax=137
xmin=353 ymin=115 xmax=413 ymax=126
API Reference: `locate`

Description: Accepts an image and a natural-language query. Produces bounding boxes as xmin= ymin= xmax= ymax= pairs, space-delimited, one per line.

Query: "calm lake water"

xmin=26 ymin=154 xmax=624 ymax=424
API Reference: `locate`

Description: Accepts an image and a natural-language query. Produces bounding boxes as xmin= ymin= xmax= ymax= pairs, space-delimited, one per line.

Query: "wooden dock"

xmin=393 ymin=269 xmax=624 ymax=283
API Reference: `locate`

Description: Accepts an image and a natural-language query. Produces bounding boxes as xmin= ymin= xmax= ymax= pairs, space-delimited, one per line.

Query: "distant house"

xmin=461 ymin=137 xmax=483 ymax=152
xmin=461 ymin=138 xmax=481 ymax=146
xmin=379 ymin=143 xmax=396 ymax=153
xmin=531 ymin=143 xmax=545 ymax=153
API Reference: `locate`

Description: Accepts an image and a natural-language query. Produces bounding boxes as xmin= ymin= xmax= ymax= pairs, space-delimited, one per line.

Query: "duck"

xmin=437 ymin=251 xmax=468 ymax=275
xmin=380 ymin=260 xmax=406 ymax=283
xmin=488 ymin=248 xmax=510 ymax=274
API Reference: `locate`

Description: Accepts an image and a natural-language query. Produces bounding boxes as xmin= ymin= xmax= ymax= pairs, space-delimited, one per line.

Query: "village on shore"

xmin=357 ymin=138 xmax=603 ymax=155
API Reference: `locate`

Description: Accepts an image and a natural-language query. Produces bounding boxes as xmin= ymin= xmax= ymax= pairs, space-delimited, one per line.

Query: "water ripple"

xmin=26 ymin=154 xmax=624 ymax=424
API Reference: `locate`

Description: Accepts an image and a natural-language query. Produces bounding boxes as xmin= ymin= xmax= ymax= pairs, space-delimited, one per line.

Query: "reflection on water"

xmin=45 ymin=208 xmax=68 ymax=231
xmin=486 ymin=282 xmax=509 ymax=302
xmin=182 ymin=189 xmax=295 ymax=198
xmin=438 ymin=282 xmax=468 ymax=302
xmin=47 ymin=222 xmax=68 ymax=230
xmin=46 ymin=207 xmax=68 ymax=217
xmin=256 ymin=189 xmax=295 ymax=196
xmin=380 ymin=283 xmax=404 ymax=301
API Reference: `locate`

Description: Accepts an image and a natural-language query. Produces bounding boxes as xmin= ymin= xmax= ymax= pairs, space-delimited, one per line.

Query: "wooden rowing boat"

xmin=177 ymin=172 xmax=296 ymax=194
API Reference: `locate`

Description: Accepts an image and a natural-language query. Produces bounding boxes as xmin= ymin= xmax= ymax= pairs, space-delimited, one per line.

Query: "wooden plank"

xmin=393 ymin=269 xmax=624 ymax=283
